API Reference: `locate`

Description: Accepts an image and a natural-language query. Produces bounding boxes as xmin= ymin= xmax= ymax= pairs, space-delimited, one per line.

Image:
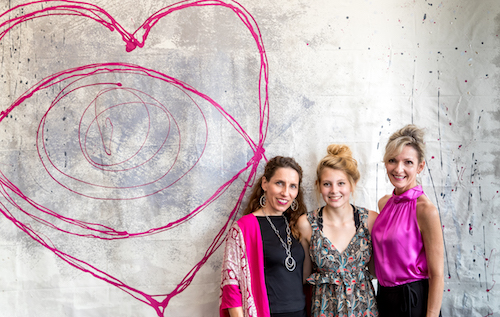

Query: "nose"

xmin=395 ymin=161 xmax=404 ymax=172
xmin=281 ymin=186 xmax=290 ymax=196
xmin=331 ymin=184 xmax=338 ymax=193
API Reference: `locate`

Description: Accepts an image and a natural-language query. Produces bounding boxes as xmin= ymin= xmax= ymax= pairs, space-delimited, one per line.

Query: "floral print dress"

xmin=306 ymin=206 xmax=378 ymax=317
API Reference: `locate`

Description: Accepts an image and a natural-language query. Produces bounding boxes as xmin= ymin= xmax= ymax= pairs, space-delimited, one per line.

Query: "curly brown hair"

xmin=243 ymin=156 xmax=307 ymax=239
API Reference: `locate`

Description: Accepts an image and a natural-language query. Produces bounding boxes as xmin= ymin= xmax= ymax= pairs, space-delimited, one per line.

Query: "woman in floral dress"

xmin=297 ymin=144 xmax=378 ymax=317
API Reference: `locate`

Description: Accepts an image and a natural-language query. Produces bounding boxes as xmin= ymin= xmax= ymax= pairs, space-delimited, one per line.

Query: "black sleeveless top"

xmin=256 ymin=215 xmax=306 ymax=314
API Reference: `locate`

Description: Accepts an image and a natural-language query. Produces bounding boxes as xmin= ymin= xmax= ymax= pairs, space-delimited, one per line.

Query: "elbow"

xmin=428 ymin=270 xmax=444 ymax=283
xmin=427 ymin=264 xmax=444 ymax=281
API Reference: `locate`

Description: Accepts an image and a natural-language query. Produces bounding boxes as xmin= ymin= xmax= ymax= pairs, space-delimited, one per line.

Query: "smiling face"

xmin=319 ymin=167 xmax=352 ymax=212
xmin=261 ymin=167 xmax=300 ymax=215
xmin=385 ymin=145 xmax=426 ymax=195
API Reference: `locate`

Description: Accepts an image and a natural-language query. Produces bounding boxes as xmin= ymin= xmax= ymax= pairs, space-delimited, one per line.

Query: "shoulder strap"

xmin=307 ymin=208 xmax=321 ymax=230
xmin=353 ymin=205 xmax=361 ymax=231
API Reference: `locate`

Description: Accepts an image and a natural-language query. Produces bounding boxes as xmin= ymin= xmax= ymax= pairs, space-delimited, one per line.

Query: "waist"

xmin=379 ymin=278 xmax=429 ymax=292
xmin=376 ymin=263 xmax=429 ymax=287
xmin=306 ymin=266 xmax=370 ymax=286
xmin=374 ymin=247 xmax=428 ymax=287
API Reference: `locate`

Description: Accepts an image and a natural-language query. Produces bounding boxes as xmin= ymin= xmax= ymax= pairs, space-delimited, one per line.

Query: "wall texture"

xmin=0 ymin=0 xmax=498 ymax=316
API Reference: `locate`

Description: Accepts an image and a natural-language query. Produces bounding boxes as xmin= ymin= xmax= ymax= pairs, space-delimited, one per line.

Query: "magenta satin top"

xmin=372 ymin=185 xmax=429 ymax=287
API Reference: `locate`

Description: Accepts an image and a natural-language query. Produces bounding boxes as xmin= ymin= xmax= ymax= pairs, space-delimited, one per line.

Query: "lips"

xmin=392 ymin=175 xmax=406 ymax=180
xmin=0 ymin=1 xmax=270 ymax=315
xmin=277 ymin=198 xmax=289 ymax=205
xmin=328 ymin=195 xmax=342 ymax=200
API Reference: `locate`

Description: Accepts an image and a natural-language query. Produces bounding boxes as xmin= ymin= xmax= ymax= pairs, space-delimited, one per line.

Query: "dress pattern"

xmin=306 ymin=206 xmax=378 ymax=317
xmin=220 ymin=223 xmax=258 ymax=317
xmin=220 ymin=214 xmax=270 ymax=317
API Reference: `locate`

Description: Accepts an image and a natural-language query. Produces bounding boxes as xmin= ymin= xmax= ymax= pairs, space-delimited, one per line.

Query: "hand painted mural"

xmin=0 ymin=0 xmax=498 ymax=316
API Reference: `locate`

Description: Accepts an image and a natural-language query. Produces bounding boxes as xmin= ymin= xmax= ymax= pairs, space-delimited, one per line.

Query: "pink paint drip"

xmin=0 ymin=1 xmax=270 ymax=316
xmin=459 ymin=166 xmax=465 ymax=181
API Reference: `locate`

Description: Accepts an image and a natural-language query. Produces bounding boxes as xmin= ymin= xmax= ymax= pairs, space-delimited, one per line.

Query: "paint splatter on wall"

xmin=0 ymin=0 xmax=499 ymax=316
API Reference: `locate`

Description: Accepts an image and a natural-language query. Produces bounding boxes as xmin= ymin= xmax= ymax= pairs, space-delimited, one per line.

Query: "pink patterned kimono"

xmin=220 ymin=214 xmax=270 ymax=317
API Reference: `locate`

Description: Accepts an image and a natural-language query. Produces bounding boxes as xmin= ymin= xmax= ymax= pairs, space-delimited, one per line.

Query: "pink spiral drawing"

xmin=0 ymin=1 xmax=269 ymax=316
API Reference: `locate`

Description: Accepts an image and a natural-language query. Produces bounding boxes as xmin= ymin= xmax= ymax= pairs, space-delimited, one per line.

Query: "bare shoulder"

xmin=368 ymin=209 xmax=378 ymax=221
xmin=297 ymin=213 xmax=312 ymax=243
xmin=378 ymin=194 xmax=392 ymax=211
xmin=297 ymin=213 xmax=311 ymax=230
xmin=416 ymin=194 xmax=438 ymax=218
xmin=416 ymin=195 xmax=441 ymax=235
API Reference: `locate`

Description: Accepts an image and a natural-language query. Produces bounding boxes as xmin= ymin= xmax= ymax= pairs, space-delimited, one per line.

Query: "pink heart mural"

xmin=0 ymin=1 xmax=269 ymax=316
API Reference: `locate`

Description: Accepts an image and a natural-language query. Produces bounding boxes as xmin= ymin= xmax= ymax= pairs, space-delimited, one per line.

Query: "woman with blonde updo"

xmin=297 ymin=144 xmax=378 ymax=317
xmin=372 ymin=125 xmax=443 ymax=317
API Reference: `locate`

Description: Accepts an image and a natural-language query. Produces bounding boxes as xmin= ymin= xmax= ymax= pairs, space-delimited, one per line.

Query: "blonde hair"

xmin=383 ymin=124 xmax=426 ymax=164
xmin=315 ymin=144 xmax=360 ymax=202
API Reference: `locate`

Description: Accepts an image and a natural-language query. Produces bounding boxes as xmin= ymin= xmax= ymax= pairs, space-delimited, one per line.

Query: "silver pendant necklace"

xmin=261 ymin=209 xmax=296 ymax=272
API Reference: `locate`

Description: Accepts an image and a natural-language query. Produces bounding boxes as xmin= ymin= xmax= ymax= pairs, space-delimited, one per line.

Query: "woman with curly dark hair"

xmin=220 ymin=156 xmax=309 ymax=317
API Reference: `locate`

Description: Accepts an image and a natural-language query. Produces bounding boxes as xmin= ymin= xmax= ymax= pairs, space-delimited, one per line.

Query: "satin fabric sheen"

xmin=372 ymin=185 xmax=429 ymax=287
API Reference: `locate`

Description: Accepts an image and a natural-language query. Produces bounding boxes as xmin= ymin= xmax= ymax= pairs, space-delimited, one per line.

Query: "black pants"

xmin=377 ymin=279 xmax=441 ymax=317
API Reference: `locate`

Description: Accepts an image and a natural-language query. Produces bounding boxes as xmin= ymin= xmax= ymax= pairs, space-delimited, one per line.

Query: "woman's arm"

xmin=297 ymin=214 xmax=312 ymax=283
xmin=377 ymin=194 xmax=391 ymax=214
xmin=417 ymin=196 xmax=444 ymax=317
xmin=220 ymin=225 xmax=245 ymax=317
xmin=228 ymin=307 xmax=244 ymax=317
xmin=367 ymin=209 xmax=378 ymax=278
xmin=367 ymin=209 xmax=378 ymax=234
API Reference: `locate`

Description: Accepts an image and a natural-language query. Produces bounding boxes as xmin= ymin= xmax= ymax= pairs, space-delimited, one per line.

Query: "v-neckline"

xmin=316 ymin=206 xmax=360 ymax=256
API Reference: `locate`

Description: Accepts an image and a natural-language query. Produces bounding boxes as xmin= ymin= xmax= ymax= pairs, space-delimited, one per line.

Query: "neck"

xmin=394 ymin=183 xmax=419 ymax=195
xmin=262 ymin=207 xmax=284 ymax=216
xmin=323 ymin=203 xmax=353 ymax=223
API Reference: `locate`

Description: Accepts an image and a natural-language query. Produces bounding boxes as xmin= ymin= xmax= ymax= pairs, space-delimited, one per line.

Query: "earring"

xmin=260 ymin=194 xmax=266 ymax=208
xmin=291 ymin=199 xmax=298 ymax=212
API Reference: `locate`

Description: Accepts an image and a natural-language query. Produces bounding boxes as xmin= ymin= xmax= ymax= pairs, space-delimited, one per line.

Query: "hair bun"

xmin=326 ymin=144 xmax=352 ymax=158
xmin=400 ymin=124 xmax=425 ymax=144
xmin=384 ymin=124 xmax=426 ymax=164
xmin=316 ymin=143 xmax=360 ymax=192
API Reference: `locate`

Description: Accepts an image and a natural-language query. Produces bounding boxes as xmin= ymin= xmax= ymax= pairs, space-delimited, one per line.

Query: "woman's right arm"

xmin=220 ymin=226 xmax=244 ymax=316
xmin=367 ymin=209 xmax=379 ymax=278
xmin=377 ymin=194 xmax=391 ymax=213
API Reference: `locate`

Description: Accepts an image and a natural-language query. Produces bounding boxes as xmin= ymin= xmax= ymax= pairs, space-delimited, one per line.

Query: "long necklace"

xmin=261 ymin=209 xmax=296 ymax=272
